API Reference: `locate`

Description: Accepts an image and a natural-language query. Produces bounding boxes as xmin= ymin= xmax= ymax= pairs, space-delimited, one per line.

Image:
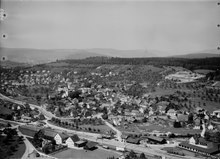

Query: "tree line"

xmin=62 ymin=57 xmax=220 ymax=70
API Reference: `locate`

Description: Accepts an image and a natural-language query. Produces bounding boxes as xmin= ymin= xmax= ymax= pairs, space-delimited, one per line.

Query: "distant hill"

xmin=0 ymin=60 xmax=31 ymax=68
xmin=171 ymin=52 xmax=220 ymax=59
xmin=1 ymin=47 xmax=219 ymax=64
xmin=66 ymin=51 xmax=107 ymax=59
xmin=87 ymin=48 xmax=158 ymax=58
xmin=0 ymin=47 xmax=158 ymax=64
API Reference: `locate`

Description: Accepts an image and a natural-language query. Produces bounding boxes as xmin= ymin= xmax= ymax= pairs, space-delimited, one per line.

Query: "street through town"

xmin=0 ymin=93 xmax=201 ymax=159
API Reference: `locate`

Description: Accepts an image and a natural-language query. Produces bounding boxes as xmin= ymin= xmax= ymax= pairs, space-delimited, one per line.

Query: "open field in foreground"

xmin=52 ymin=148 xmax=121 ymax=159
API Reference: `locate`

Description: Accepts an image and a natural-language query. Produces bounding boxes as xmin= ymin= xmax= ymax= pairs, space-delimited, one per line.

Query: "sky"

xmin=0 ymin=0 xmax=220 ymax=55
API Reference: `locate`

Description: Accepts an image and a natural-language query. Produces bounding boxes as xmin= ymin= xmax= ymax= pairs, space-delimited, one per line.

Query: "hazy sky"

xmin=1 ymin=0 xmax=220 ymax=55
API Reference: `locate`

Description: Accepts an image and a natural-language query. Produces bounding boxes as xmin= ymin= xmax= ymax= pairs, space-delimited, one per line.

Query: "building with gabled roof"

xmin=213 ymin=109 xmax=220 ymax=118
xmin=126 ymin=137 xmax=140 ymax=145
xmin=179 ymin=141 xmax=220 ymax=156
xmin=65 ymin=134 xmax=80 ymax=148
xmin=179 ymin=136 xmax=220 ymax=157
xmin=39 ymin=128 xmax=68 ymax=144
xmin=84 ymin=141 xmax=97 ymax=150
xmin=19 ymin=125 xmax=41 ymax=138
xmin=146 ymin=136 xmax=167 ymax=144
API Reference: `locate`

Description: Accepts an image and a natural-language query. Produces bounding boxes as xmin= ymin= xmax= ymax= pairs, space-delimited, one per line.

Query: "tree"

xmin=140 ymin=153 xmax=147 ymax=159
xmin=125 ymin=150 xmax=136 ymax=159
xmin=102 ymin=113 xmax=108 ymax=120
xmin=6 ymin=114 xmax=13 ymax=120
xmin=33 ymin=131 xmax=43 ymax=147
xmin=51 ymin=140 xmax=56 ymax=151
xmin=173 ymin=121 xmax=181 ymax=128
xmin=10 ymin=146 xmax=16 ymax=152
xmin=142 ymin=117 xmax=148 ymax=123
xmin=39 ymin=114 xmax=46 ymax=120
xmin=42 ymin=144 xmax=50 ymax=154
xmin=188 ymin=113 xmax=194 ymax=124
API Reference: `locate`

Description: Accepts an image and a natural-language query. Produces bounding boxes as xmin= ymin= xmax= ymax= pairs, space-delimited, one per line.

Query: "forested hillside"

xmin=61 ymin=57 xmax=220 ymax=70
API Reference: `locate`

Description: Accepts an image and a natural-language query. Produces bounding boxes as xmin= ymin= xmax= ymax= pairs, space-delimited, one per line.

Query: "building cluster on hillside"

xmin=0 ymin=99 xmax=41 ymax=123
xmin=1 ymin=66 xmax=220 ymax=158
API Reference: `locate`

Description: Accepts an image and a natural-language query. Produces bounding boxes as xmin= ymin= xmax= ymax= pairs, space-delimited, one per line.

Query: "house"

xmin=179 ymin=140 xmax=220 ymax=156
xmin=146 ymin=136 xmax=167 ymax=144
xmin=194 ymin=118 xmax=201 ymax=129
xmin=189 ymin=136 xmax=196 ymax=145
xmin=40 ymin=128 xmax=68 ymax=144
xmin=177 ymin=114 xmax=188 ymax=126
xmin=126 ymin=137 xmax=140 ymax=145
xmin=84 ymin=141 xmax=97 ymax=150
xmin=21 ymin=115 xmax=32 ymax=123
xmin=54 ymin=133 xmax=68 ymax=144
xmin=65 ymin=134 xmax=80 ymax=148
xmin=157 ymin=105 xmax=166 ymax=114
xmin=131 ymin=110 xmax=140 ymax=116
xmin=166 ymin=109 xmax=177 ymax=119
xmin=121 ymin=134 xmax=129 ymax=142
xmin=18 ymin=125 xmax=41 ymax=138
xmin=75 ymin=140 xmax=87 ymax=147
xmin=208 ymin=124 xmax=214 ymax=130
xmin=213 ymin=109 xmax=220 ymax=118
xmin=212 ymin=81 xmax=220 ymax=89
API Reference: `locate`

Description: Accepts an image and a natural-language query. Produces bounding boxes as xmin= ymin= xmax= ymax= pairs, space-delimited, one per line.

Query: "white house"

xmin=42 ymin=129 xmax=68 ymax=145
xmin=21 ymin=115 xmax=32 ymax=123
xmin=65 ymin=135 xmax=80 ymax=148
xmin=54 ymin=134 xmax=63 ymax=145
xmin=208 ymin=124 xmax=214 ymax=130
xmin=166 ymin=109 xmax=177 ymax=119
xmin=189 ymin=137 xmax=196 ymax=145
xmin=212 ymin=109 xmax=220 ymax=118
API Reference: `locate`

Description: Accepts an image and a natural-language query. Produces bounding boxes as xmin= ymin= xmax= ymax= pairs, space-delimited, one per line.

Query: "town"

xmin=0 ymin=57 xmax=220 ymax=159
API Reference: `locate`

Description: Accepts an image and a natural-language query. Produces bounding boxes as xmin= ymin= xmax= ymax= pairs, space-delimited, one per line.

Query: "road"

xmin=0 ymin=93 xmax=201 ymax=159
xmin=46 ymin=120 xmax=202 ymax=159
xmin=0 ymin=93 xmax=123 ymax=141
xmin=0 ymin=93 xmax=55 ymax=119
xmin=94 ymin=113 xmax=123 ymax=142
xmin=0 ymin=93 xmax=78 ymax=120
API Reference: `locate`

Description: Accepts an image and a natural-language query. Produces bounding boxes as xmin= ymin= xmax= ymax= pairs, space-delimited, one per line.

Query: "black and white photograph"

xmin=0 ymin=0 xmax=220 ymax=159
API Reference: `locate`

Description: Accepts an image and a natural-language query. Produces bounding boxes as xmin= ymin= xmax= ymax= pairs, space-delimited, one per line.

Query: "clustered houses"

xmin=0 ymin=99 xmax=40 ymax=122
xmin=19 ymin=125 xmax=97 ymax=153
xmin=1 ymin=66 xmax=220 ymax=158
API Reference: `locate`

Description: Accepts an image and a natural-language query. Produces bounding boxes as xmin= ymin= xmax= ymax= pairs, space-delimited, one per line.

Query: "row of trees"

xmin=50 ymin=117 xmax=102 ymax=133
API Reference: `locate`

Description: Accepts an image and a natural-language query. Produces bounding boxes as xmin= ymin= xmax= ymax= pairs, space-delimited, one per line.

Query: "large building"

xmin=179 ymin=137 xmax=220 ymax=157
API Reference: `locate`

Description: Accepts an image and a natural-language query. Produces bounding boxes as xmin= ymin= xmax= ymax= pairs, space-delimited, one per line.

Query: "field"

xmin=0 ymin=135 xmax=26 ymax=159
xmin=0 ymin=105 xmax=13 ymax=115
xmin=162 ymin=147 xmax=206 ymax=159
xmin=52 ymin=147 xmax=121 ymax=159
xmin=79 ymin=124 xmax=114 ymax=134
xmin=118 ymin=123 xmax=201 ymax=136
xmin=150 ymin=88 xmax=176 ymax=97
xmin=48 ymin=120 xmax=114 ymax=135
xmin=193 ymin=69 xmax=215 ymax=75
xmin=190 ymin=97 xmax=220 ymax=112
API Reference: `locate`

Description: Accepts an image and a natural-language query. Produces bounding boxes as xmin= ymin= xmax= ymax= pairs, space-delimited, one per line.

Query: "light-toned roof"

xmin=75 ymin=140 xmax=87 ymax=144
xmin=167 ymin=109 xmax=176 ymax=113
xmin=213 ymin=109 xmax=220 ymax=113
xmin=212 ymin=81 xmax=220 ymax=87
